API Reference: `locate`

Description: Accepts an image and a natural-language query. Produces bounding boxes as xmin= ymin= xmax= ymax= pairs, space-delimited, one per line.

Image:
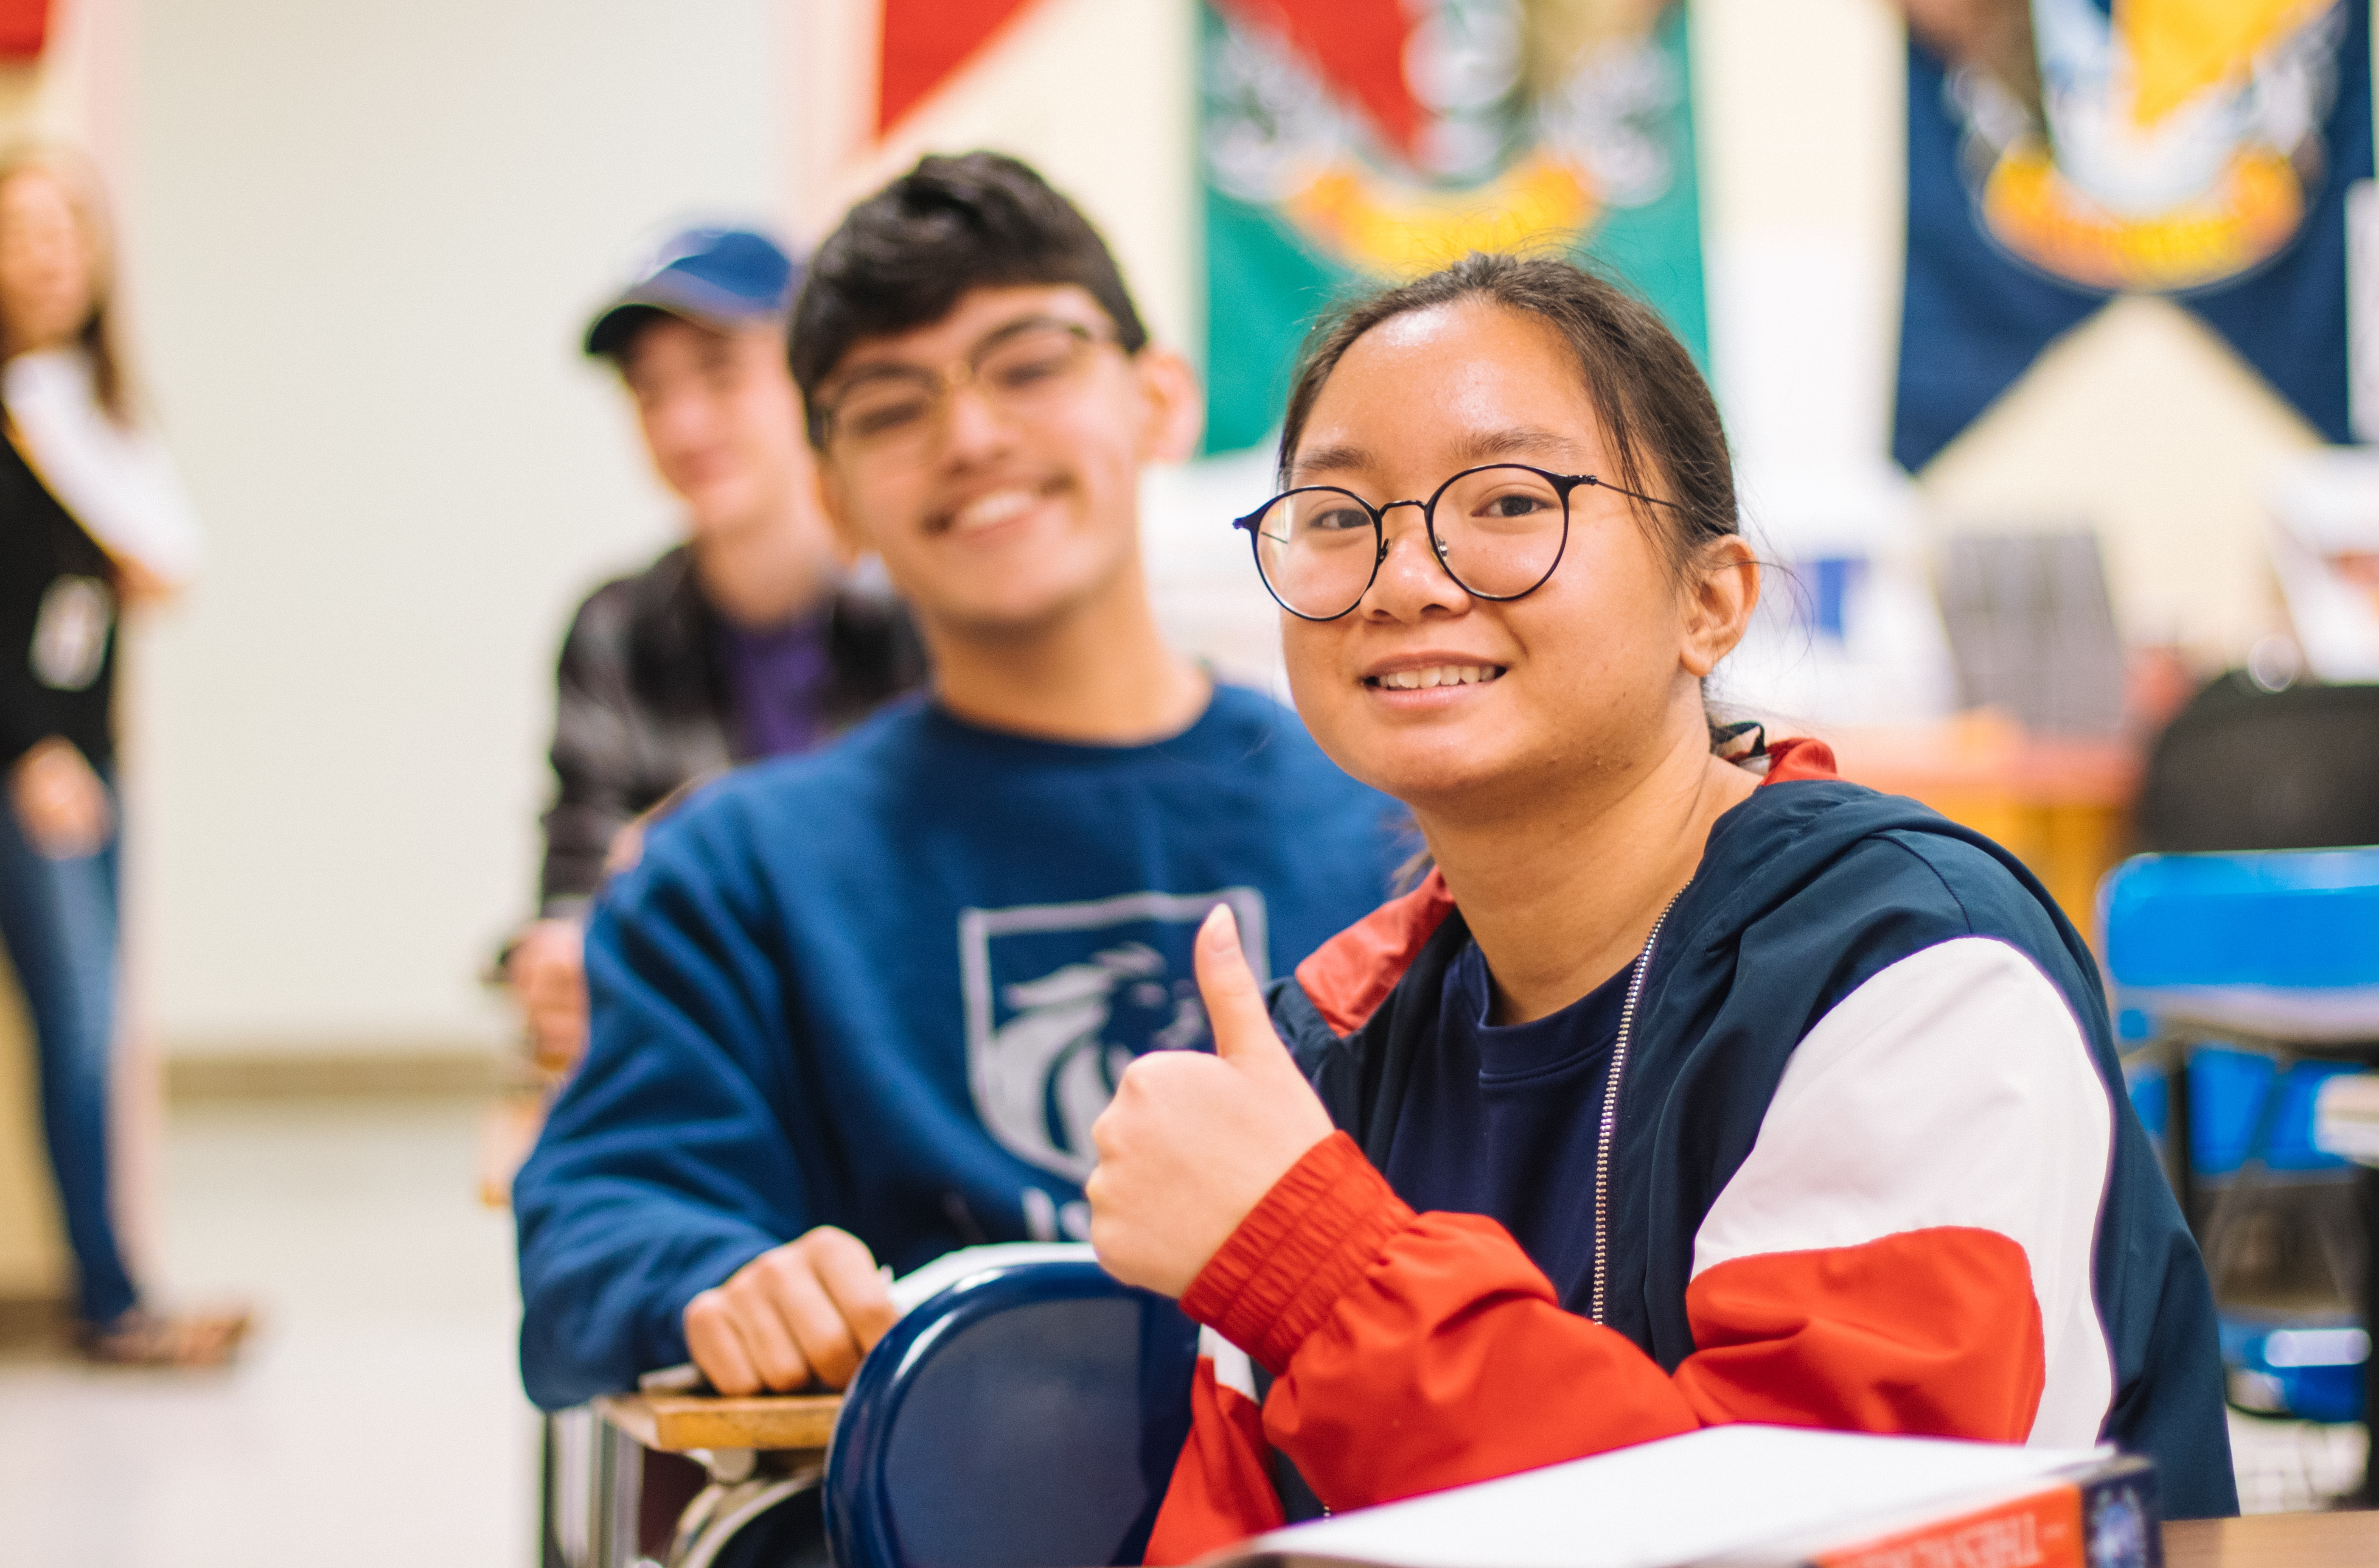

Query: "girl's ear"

xmin=1680 ymin=535 xmax=1759 ymax=679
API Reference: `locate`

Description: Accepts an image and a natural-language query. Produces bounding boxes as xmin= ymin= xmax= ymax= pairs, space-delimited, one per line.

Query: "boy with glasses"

xmin=514 ymin=154 xmax=1403 ymax=1409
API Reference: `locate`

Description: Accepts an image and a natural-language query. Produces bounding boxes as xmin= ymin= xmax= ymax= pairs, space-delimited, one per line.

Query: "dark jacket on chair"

xmin=537 ymin=546 xmax=926 ymax=916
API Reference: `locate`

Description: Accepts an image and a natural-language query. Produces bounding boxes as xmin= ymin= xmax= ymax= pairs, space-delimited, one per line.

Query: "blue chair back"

xmin=825 ymin=1257 xmax=1200 ymax=1568
xmin=2101 ymin=846 xmax=2379 ymax=993
xmin=2100 ymin=848 xmax=2379 ymax=1427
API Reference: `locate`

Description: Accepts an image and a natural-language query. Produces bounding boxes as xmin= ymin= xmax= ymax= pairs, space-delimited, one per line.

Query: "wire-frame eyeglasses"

xmin=811 ymin=316 xmax=1117 ymax=456
xmin=1231 ymin=463 xmax=1680 ymax=622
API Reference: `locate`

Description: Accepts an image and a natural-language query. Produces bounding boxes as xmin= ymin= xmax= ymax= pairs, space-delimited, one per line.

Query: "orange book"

xmin=1799 ymin=1456 xmax=2156 ymax=1568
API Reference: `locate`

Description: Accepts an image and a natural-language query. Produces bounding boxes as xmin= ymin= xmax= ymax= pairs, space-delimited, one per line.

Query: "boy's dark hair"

xmin=790 ymin=152 xmax=1149 ymax=444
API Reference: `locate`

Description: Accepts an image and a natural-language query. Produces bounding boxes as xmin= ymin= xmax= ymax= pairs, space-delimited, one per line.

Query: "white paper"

xmin=1241 ymin=1426 xmax=2108 ymax=1568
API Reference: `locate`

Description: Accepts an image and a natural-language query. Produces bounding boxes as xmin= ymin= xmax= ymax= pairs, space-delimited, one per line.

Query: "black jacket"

xmin=0 ymin=428 xmax=116 ymax=770
xmin=537 ymin=546 xmax=925 ymax=915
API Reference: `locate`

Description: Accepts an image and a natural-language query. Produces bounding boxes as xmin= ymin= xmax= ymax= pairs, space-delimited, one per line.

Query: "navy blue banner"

xmin=1894 ymin=0 xmax=2372 ymax=473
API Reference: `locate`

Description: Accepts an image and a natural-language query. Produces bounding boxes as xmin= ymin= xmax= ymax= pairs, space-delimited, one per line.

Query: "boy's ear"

xmin=811 ymin=442 xmax=872 ymax=565
xmin=1133 ymin=345 xmax=1204 ymax=465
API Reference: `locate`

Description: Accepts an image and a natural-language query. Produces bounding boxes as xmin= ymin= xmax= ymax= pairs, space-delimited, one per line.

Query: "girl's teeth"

xmin=1380 ymin=664 xmax=1497 ymax=689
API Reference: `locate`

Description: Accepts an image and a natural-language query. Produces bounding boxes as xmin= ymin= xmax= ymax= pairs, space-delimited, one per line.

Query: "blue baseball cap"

xmin=584 ymin=226 xmax=799 ymax=359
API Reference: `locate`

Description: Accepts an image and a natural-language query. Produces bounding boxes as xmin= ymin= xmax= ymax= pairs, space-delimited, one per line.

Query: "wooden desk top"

xmin=1818 ymin=714 xmax=2142 ymax=809
xmin=2165 ymin=1511 xmax=2378 ymax=1568
xmin=594 ymin=1392 xmax=843 ymax=1453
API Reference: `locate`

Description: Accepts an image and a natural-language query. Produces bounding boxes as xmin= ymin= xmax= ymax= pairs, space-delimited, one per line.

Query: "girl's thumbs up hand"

xmin=1088 ymin=904 xmax=1335 ymax=1298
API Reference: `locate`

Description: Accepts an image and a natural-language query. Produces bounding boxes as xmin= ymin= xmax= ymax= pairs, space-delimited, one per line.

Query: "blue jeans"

xmin=0 ymin=781 xmax=136 ymax=1325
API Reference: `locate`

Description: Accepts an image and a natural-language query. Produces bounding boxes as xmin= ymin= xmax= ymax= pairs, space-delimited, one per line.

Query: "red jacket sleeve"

xmin=1146 ymin=1133 xmax=2045 ymax=1561
xmin=1145 ymin=1343 xmax=1283 ymax=1562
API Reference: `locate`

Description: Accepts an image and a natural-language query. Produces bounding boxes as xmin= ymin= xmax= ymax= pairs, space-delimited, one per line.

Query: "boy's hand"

xmin=1087 ymin=905 xmax=1333 ymax=1298
xmin=505 ymin=918 xmax=589 ymax=1075
xmin=683 ymin=1226 xmax=898 ymax=1393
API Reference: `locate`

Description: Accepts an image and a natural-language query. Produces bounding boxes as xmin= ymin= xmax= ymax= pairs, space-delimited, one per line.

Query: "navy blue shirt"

xmin=1381 ymin=943 xmax=1630 ymax=1311
xmin=513 ymin=684 xmax=1407 ymax=1408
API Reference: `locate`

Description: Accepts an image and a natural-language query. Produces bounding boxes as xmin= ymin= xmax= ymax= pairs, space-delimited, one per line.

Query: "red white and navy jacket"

xmin=1147 ymin=746 xmax=2234 ymax=1560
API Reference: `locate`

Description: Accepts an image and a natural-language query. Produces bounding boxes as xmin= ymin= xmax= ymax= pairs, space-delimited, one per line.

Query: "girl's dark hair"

xmin=790 ymin=151 xmax=1149 ymax=443
xmin=1278 ymin=252 xmax=1736 ymax=581
xmin=0 ymin=143 xmax=133 ymax=425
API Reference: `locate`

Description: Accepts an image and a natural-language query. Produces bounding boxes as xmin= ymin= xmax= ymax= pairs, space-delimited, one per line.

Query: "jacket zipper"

xmin=1590 ymin=890 xmax=1683 ymax=1325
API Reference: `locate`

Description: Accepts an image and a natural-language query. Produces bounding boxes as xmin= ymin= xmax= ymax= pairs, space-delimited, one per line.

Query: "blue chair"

xmin=825 ymin=1250 xmax=1201 ymax=1568
xmin=2101 ymin=847 xmax=2379 ymax=1427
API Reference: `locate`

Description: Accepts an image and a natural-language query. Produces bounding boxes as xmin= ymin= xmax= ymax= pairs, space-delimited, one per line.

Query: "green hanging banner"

xmin=1198 ymin=0 xmax=1709 ymax=456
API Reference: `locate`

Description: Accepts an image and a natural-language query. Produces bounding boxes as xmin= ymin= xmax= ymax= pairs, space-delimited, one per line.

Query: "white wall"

xmin=125 ymin=0 xmax=783 ymax=1053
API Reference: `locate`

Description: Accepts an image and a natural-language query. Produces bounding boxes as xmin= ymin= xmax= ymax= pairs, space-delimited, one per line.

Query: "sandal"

xmin=78 ymin=1306 xmax=254 ymax=1368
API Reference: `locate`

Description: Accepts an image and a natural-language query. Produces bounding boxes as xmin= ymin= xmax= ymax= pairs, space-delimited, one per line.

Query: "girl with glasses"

xmin=1085 ymin=253 xmax=2234 ymax=1551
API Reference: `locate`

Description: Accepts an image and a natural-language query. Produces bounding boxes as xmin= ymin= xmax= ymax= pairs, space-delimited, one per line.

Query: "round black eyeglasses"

xmin=1231 ymin=463 xmax=1679 ymax=622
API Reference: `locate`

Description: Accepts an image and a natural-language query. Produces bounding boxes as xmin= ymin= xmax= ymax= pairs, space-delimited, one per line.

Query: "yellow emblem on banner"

xmin=1980 ymin=141 xmax=2305 ymax=291
xmin=1284 ymin=154 xmax=1601 ymax=277
xmin=2121 ymin=0 xmax=2335 ymax=128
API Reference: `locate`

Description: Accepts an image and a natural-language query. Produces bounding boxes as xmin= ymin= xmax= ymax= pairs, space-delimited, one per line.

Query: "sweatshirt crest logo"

xmin=958 ymin=888 xmax=1270 ymax=1183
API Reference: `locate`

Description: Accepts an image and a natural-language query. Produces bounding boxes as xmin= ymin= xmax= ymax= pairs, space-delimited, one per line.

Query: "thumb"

xmin=1194 ymin=905 xmax=1293 ymax=1073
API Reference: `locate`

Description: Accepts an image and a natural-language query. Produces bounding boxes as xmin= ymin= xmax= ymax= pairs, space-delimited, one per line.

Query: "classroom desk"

xmin=571 ymin=1392 xmax=844 ymax=1568
xmin=2165 ymin=1510 xmax=2378 ymax=1567
xmin=592 ymin=1390 xmax=842 ymax=1454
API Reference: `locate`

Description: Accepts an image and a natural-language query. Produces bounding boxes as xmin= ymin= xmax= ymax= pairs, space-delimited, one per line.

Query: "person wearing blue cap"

xmin=503 ymin=227 xmax=925 ymax=1071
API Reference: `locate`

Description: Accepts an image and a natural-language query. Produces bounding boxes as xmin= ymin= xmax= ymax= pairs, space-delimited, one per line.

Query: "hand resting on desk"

xmin=682 ymin=1224 xmax=898 ymax=1394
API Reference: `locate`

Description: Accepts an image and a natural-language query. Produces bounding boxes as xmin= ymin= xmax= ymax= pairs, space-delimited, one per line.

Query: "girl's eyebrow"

xmin=1288 ymin=441 xmax=1372 ymax=483
xmin=1454 ymin=425 xmax=1588 ymax=466
xmin=1290 ymin=426 xmax=1588 ymax=485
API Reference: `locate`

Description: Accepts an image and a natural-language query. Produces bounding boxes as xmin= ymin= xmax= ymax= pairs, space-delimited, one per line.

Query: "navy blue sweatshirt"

xmin=513 ymin=686 xmax=1406 ymax=1409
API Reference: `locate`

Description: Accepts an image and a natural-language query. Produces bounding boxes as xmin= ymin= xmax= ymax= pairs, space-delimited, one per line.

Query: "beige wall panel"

xmin=1917 ymin=297 xmax=2323 ymax=661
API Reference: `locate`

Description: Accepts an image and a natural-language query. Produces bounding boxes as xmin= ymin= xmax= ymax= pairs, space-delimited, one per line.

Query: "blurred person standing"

xmin=505 ymin=229 xmax=925 ymax=1070
xmin=0 ymin=145 xmax=240 ymax=1365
